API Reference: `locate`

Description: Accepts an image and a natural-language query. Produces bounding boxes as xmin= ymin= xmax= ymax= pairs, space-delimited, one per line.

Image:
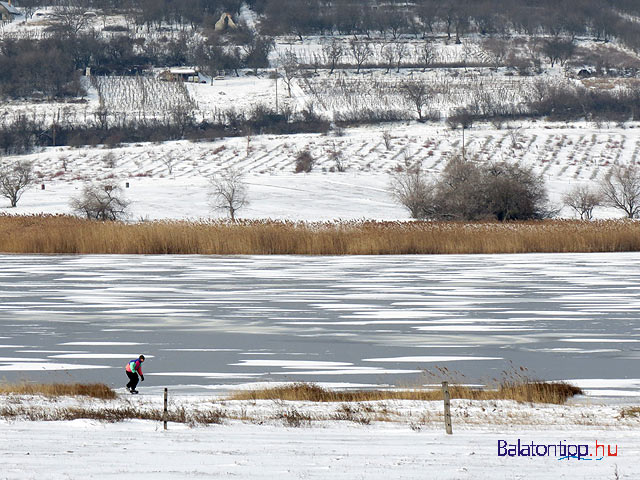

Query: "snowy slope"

xmin=3 ymin=122 xmax=636 ymax=220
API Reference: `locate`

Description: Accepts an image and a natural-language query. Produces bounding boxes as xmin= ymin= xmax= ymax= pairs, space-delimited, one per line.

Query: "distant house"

xmin=0 ymin=1 xmax=20 ymax=22
xmin=32 ymin=10 xmax=54 ymax=20
xmin=159 ymin=67 xmax=206 ymax=83
xmin=214 ymin=12 xmax=237 ymax=31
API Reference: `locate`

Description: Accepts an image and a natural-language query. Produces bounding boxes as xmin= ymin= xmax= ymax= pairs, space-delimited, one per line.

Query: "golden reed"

xmin=1 ymin=215 xmax=640 ymax=255
xmin=228 ymin=381 xmax=583 ymax=405
xmin=0 ymin=382 xmax=116 ymax=399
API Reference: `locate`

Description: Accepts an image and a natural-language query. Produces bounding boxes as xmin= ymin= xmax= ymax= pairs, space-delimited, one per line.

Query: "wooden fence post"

xmin=442 ymin=381 xmax=452 ymax=435
xmin=163 ymin=387 xmax=168 ymax=431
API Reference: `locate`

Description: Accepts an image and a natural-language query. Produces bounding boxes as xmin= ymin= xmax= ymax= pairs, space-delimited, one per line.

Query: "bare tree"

xmin=401 ymin=81 xmax=431 ymax=121
xmin=327 ymin=142 xmax=346 ymax=172
xmin=70 ymin=183 xmax=130 ymax=221
xmin=482 ymin=38 xmax=509 ymax=68
xmin=350 ymin=39 xmax=372 ymax=74
xmin=388 ymin=163 xmax=432 ymax=219
xmin=54 ymin=2 xmax=90 ymax=37
xmin=416 ymin=40 xmax=436 ymax=72
xmin=381 ymin=44 xmax=396 ymax=73
xmin=600 ymin=165 xmax=640 ymax=219
xmin=563 ymin=184 xmax=602 ymax=220
xmin=382 ymin=130 xmax=393 ymax=151
xmin=170 ymin=103 xmax=195 ymax=139
xmin=162 ymin=156 xmax=176 ymax=175
xmin=18 ymin=0 xmax=39 ymax=21
xmin=0 ymin=161 xmax=34 ymax=208
xmin=279 ymin=49 xmax=299 ymax=97
xmin=208 ymin=168 xmax=249 ymax=221
xmin=393 ymin=42 xmax=408 ymax=72
xmin=322 ymin=39 xmax=344 ymax=75
xmin=542 ymin=37 xmax=575 ymax=67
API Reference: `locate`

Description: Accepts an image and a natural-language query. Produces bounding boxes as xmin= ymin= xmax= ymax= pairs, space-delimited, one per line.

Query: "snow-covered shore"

xmin=1 ymin=393 xmax=638 ymax=479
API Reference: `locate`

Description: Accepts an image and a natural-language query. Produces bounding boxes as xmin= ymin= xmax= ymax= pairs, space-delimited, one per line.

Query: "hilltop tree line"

xmin=14 ymin=0 xmax=640 ymax=50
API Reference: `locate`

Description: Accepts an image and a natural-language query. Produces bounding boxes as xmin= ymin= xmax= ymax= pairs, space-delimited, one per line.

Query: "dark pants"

xmin=126 ymin=371 xmax=139 ymax=390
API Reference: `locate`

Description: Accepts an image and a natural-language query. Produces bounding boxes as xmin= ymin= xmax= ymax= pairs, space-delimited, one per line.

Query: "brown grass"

xmin=2 ymin=215 xmax=640 ymax=255
xmin=0 ymin=382 xmax=117 ymax=400
xmin=618 ymin=406 xmax=640 ymax=419
xmin=227 ymin=381 xmax=583 ymax=405
xmin=0 ymin=404 xmax=226 ymax=425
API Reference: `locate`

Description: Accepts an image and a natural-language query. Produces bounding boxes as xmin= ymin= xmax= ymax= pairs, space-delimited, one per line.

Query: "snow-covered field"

xmin=1 ymin=393 xmax=638 ymax=479
xmin=4 ymin=121 xmax=637 ymax=220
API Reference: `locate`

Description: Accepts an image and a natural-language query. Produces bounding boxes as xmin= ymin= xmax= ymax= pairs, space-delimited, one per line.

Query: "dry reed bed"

xmin=0 ymin=382 xmax=116 ymax=399
xmin=228 ymin=381 xmax=583 ymax=405
xmin=1 ymin=215 xmax=640 ymax=255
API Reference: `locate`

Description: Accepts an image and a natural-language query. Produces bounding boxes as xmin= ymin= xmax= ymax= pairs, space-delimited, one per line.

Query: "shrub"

xmin=294 ymin=150 xmax=316 ymax=173
xmin=70 ymin=183 xmax=130 ymax=221
xmin=420 ymin=154 xmax=554 ymax=221
xmin=446 ymin=108 xmax=474 ymax=129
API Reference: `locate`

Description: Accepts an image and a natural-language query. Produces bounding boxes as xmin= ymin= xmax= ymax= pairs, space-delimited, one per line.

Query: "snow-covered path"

xmin=1 ymin=420 xmax=636 ymax=479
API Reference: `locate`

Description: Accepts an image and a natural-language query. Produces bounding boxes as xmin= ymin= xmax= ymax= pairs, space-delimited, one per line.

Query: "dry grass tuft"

xmin=0 ymin=382 xmax=117 ymax=400
xmin=227 ymin=381 xmax=583 ymax=405
xmin=618 ymin=406 xmax=640 ymax=419
xmin=2 ymin=215 xmax=640 ymax=255
xmin=0 ymin=404 xmax=226 ymax=424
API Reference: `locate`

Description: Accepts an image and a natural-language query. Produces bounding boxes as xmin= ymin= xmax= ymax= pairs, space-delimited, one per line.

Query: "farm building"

xmin=0 ymin=1 xmax=20 ymax=22
xmin=214 ymin=12 xmax=237 ymax=31
xmin=158 ymin=67 xmax=206 ymax=83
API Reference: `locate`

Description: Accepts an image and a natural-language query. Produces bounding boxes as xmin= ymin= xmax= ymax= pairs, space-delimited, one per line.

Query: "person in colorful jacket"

xmin=125 ymin=355 xmax=145 ymax=393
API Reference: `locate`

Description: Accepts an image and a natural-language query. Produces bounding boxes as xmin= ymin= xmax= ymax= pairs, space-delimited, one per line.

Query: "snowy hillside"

xmin=5 ymin=121 xmax=636 ymax=220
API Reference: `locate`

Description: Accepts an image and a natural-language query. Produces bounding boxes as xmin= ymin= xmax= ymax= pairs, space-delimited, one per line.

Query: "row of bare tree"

xmin=2 ymin=157 xmax=639 ymax=222
xmin=0 ymin=160 xmax=248 ymax=221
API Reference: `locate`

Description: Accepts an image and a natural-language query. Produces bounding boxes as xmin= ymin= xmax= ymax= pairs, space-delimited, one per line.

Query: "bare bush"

xmin=600 ymin=165 xmax=640 ymax=219
xmin=0 ymin=161 xmax=35 ymax=208
xmin=563 ymin=185 xmax=603 ymax=220
xmin=208 ymin=168 xmax=249 ymax=221
xmin=481 ymin=161 xmax=552 ymax=221
xmin=294 ymin=150 xmax=316 ymax=173
xmin=430 ymin=154 xmax=552 ymax=221
xmin=70 ymin=183 xmax=130 ymax=221
xmin=431 ymin=154 xmax=484 ymax=220
xmin=446 ymin=108 xmax=474 ymax=129
xmin=327 ymin=143 xmax=346 ymax=172
xmin=388 ymin=163 xmax=433 ymax=219
xmin=103 ymin=152 xmax=117 ymax=169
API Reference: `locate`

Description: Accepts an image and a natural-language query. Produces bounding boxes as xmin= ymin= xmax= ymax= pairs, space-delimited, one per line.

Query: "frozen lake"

xmin=1 ymin=253 xmax=639 ymax=397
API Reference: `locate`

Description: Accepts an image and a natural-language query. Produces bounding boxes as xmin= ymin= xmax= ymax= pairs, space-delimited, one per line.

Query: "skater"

xmin=125 ymin=354 xmax=145 ymax=394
